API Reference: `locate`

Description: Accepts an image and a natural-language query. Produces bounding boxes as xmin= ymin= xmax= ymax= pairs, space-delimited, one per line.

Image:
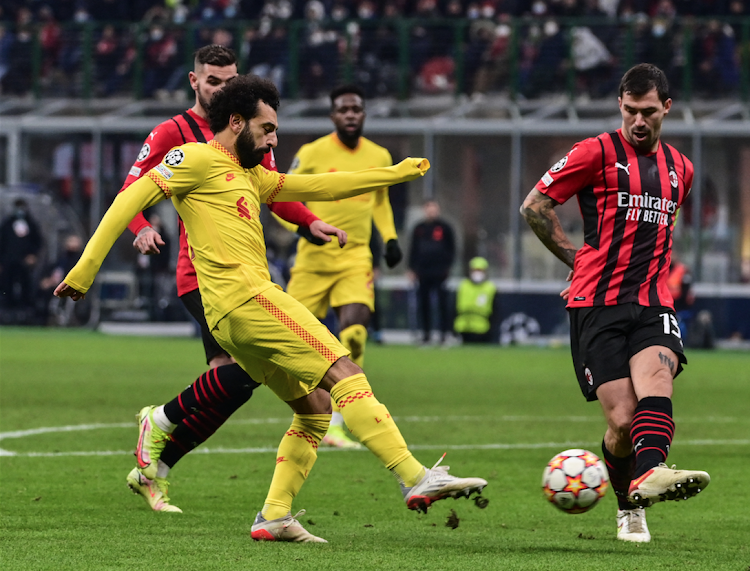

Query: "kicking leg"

xmin=627 ymin=346 xmax=709 ymax=507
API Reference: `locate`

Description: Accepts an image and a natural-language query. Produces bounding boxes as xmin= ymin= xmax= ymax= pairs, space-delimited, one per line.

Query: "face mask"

xmin=470 ymin=270 xmax=486 ymax=283
xmin=14 ymin=208 xmax=27 ymax=218
xmin=150 ymin=29 xmax=164 ymax=41
xmin=652 ymin=23 xmax=666 ymax=38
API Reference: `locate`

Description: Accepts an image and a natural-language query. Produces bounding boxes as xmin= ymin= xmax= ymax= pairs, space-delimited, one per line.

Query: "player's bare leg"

xmin=626 ymin=346 xmax=709 ymax=507
xmin=321 ymin=303 xmax=370 ymax=449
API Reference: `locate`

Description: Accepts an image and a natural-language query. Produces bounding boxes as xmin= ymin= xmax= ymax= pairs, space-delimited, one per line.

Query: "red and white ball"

xmin=542 ymin=449 xmax=609 ymax=514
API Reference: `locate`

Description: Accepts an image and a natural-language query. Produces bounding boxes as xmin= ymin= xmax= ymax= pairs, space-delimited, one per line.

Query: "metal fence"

xmin=2 ymin=16 xmax=749 ymax=101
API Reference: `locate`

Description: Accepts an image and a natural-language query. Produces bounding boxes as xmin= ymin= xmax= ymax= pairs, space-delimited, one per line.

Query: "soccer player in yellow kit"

xmin=286 ymin=85 xmax=403 ymax=449
xmin=55 ymin=75 xmax=487 ymax=543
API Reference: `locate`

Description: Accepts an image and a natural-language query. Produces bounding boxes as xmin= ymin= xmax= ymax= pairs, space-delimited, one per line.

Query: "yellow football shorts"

xmin=211 ymin=285 xmax=349 ymax=402
xmin=287 ymin=261 xmax=375 ymax=319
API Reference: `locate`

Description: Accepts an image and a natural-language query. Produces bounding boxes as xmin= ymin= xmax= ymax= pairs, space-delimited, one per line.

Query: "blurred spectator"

xmin=142 ymin=23 xmax=181 ymax=99
xmin=135 ymin=213 xmax=172 ymax=320
xmin=0 ymin=24 xmax=12 ymax=90
xmin=667 ymin=257 xmax=715 ymax=348
xmin=694 ymin=19 xmax=740 ymax=96
xmin=38 ymin=5 xmax=62 ymax=84
xmin=244 ymin=20 xmax=288 ymax=95
xmin=571 ymin=26 xmax=616 ymax=98
xmin=0 ymin=199 xmax=43 ymax=313
xmin=408 ymin=200 xmax=456 ymax=344
xmin=355 ymin=14 xmax=400 ymax=96
xmin=522 ymin=20 xmax=567 ymax=98
xmin=3 ymin=22 xmax=33 ymax=95
xmin=469 ymin=19 xmax=512 ymax=95
xmin=37 ymin=234 xmax=84 ymax=325
xmin=299 ymin=0 xmax=339 ymax=98
xmin=454 ymin=256 xmax=498 ymax=343
xmin=195 ymin=0 xmax=241 ymax=22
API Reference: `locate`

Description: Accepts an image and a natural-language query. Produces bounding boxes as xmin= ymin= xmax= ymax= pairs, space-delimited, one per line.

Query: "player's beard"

xmin=236 ymin=124 xmax=268 ymax=169
xmin=196 ymin=84 xmax=212 ymax=115
xmin=336 ymin=124 xmax=362 ymax=148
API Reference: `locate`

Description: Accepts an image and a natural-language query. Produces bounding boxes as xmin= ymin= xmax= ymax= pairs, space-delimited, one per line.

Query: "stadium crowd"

xmin=1 ymin=0 xmax=748 ymax=99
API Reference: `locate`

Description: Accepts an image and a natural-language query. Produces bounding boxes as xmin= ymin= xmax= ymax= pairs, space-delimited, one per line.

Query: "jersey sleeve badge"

xmin=137 ymin=143 xmax=151 ymax=162
xmin=164 ymin=149 xmax=185 ymax=166
xmin=550 ymin=156 xmax=568 ymax=173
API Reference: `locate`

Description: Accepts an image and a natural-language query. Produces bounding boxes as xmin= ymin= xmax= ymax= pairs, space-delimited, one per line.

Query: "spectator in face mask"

xmin=0 ymin=198 xmax=43 ymax=314
xmin=453 ymin=256 xmax=498 ymax=344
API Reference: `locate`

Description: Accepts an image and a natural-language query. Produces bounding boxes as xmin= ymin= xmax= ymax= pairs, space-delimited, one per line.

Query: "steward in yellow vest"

xmin=454 ymin=257 xmax=497 ymax=343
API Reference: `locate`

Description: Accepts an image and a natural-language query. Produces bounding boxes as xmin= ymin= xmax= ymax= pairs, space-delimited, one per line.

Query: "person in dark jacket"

xmin=408 ymin=200 xmax=455 ymax=344
xmin=0 ymin=198 xmax=43 ymax=311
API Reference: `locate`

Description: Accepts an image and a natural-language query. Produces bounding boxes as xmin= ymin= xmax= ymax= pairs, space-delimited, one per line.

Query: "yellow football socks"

xmin=261 ymin=413 xmax=330 ymax=521
xmin=339 ymin=324 xmax=368 ymax=369
xmin=330 ymin=374 xmax=424 ymax=487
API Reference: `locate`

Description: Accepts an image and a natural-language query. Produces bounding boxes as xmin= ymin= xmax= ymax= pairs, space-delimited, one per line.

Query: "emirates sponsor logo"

xmin=618 ymin=191 xmax=677 ymax=226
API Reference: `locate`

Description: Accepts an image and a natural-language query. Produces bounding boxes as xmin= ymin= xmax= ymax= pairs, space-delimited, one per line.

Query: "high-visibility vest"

xmin=454 ymin=279 xmax=496 ymax=334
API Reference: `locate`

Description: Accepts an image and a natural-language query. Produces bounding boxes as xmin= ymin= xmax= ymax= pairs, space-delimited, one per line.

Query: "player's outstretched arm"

xmin=520 ymin=188 xmax=578 ymax=270
xmin=270 ymin=158 xmax=430 ymax=203
xmin=55 ymin=177 xmax=167 ymax=299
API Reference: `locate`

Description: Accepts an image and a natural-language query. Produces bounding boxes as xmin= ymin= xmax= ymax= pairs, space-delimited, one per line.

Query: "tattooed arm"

xmin=520 ymin=188 xmax=578 ymax=270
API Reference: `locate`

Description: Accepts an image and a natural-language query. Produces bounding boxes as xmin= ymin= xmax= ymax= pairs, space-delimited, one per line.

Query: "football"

xmin=542 ymin=449 xmax=609 ymax=514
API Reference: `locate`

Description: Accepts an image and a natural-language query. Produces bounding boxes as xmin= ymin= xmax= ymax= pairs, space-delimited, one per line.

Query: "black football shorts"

xmin=180 ymin=288 xmax=230 ymax=365
xmin=569 ymin=303 xmax=687 ymax=402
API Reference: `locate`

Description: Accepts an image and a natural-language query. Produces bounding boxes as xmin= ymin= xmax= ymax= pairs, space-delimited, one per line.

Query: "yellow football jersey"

xmin=63 ymin=140 xmax=428 ymax=329
xmin=289 ymin=133 xmax=397 ymax=271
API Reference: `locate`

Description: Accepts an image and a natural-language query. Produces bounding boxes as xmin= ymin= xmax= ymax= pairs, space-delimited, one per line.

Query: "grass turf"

xmin=1 ymin=326 xmax=748 ymax=570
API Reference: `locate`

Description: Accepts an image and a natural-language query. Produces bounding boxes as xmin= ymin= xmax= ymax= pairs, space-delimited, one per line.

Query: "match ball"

xmin=542 ymin=449 xmax=609 ymax=514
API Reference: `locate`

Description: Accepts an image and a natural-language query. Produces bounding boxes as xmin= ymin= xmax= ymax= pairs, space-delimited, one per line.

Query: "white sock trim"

xmin=155 ymin=459 xmax=170 ymax=479
xmin=153 ymin=405 xmax=177 ymax=433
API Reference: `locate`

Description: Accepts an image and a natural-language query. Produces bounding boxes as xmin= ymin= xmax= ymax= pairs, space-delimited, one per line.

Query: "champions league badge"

xmin=137 ymin=143 xmax=151 ymax=162
xmin=550 ymin=156 xmax=568 ymax=173
xmin=164 ymin=149 xmax=185 ymax=166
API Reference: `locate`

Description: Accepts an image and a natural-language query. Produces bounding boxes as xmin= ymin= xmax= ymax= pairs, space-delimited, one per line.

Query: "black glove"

xmin=384 ymin=239 xmax=403 ymax=268
xmin=296 ymin=225 xmax=326 ymax=246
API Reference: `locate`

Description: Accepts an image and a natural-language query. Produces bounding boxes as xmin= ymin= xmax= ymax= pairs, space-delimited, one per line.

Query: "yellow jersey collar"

xmin=209 ymin=139 xmax=241 ymax=167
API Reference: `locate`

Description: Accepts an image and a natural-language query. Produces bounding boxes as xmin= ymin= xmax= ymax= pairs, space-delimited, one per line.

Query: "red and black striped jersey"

xmin=120 ymin=108 xmax=318 ymax=296
xmin=535 ymin=128 xmax=693 ymax=310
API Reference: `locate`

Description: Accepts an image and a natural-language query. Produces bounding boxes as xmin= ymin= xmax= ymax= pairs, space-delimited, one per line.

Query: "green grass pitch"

xmin=1 ymin=327 xmax=749 ymax=570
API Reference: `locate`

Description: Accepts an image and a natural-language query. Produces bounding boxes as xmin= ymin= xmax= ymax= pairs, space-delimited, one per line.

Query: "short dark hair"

xmin=207 ymin=74 xmax=280 ymax=134
xmin=619 ymin=63 xmax=670 ymax=103
xmin=330 ymin=84 xmax=366 ymax=109
xmin=194 ymin=44 xmax=236 ymax=68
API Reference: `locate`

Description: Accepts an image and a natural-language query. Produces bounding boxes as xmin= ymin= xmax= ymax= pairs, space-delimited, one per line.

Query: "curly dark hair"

xmin=330 ymin=84 xmax=366 ymax=109
xmin=193 ymin=44 xmax=236 ymax=68
xmin=207 ymin=74 xmax=280 ymax=134
xmin=619 ymin=63 xmax=670 ymax=103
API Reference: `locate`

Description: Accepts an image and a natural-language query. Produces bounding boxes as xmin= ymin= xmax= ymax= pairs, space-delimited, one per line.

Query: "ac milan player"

xmin=121 ymin=45 xmax=347 ymax=513
xmin=521 ymin=63 xmax=710 ymax=543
